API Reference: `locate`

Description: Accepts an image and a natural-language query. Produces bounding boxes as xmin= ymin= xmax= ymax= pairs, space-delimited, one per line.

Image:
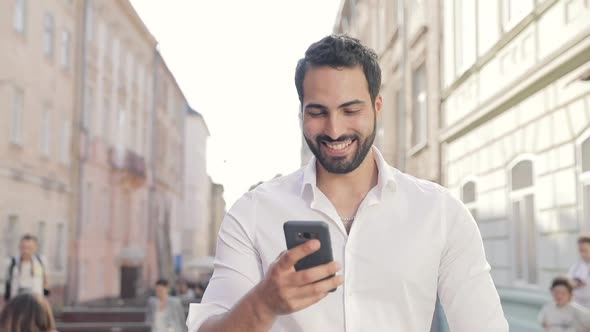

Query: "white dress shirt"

xmin=569 ymin=261 xmax=590 ymax=308
xmin=187 ymin=147 xmax=508 ymax=332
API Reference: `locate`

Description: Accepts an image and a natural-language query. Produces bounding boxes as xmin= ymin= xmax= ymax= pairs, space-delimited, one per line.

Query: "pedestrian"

xmin=4 ymin=234 xmax=49 ymax=301
xmin=0 ymin=293 xmax=57 ymax=332
xmin=146 ymin=279 xmax=187 ymax=332
xmin=538 ymin=276 xmax=590 ymax=331
xmin=569 ymin=234 xmax=590 ymax=308
xmin=186 ymin=34 xmax=508 ymax=331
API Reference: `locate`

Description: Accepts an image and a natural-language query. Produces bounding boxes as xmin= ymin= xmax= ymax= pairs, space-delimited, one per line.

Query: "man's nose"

xmin=324 ymin=114 xmax=345 ymax=140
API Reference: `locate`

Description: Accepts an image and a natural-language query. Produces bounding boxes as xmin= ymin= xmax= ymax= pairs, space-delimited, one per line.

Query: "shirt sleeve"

xmin=186 ymin=196 xmax=263 ymax=332
xmin=572 ymin=302 xmax=590 ymax=328
xmin=438 ymin=194 xmax=509 ymax=332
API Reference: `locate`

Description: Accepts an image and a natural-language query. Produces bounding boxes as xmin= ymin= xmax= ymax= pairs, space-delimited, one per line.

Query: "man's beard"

xmin=304 ymin=119 xmax=376 ymax=174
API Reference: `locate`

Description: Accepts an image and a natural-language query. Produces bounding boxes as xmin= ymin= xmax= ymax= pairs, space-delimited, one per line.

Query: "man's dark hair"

xmin=20 ymin=234 xmax=38 ymax=243
xmin=155 ymin=279 xmax=169 ymax=287
xmin=295 ymin=34 xmax=381 ymax=106
xmin=578 ymin=233 xmax=590 ymax=245
xmin=550 ymin=276 xmax=574 ymax=293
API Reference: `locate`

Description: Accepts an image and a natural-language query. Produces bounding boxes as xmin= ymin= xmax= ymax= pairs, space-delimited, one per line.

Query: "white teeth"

xmin=326 ymin=140 xmax=352 ymax=150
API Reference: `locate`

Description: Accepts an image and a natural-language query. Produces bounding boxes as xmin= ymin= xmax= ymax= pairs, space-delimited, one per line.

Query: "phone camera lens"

xmin=303 ymin=232 xmax=311 ymax=239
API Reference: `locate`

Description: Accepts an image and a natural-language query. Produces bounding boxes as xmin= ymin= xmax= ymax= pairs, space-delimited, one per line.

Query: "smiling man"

xmin=187 ymin=35 xmax=508 ymax=332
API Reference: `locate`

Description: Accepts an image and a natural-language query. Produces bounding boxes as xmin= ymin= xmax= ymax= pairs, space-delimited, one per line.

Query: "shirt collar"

xmin=300 ymin=146 xmax=397 ymax=200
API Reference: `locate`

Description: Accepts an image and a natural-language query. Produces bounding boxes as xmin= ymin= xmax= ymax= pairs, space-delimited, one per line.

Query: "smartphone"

xmin=283 ymin=220 xmax=336 ymax=291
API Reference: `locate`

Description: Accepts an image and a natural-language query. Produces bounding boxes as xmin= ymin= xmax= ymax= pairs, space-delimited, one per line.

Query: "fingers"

xmin=295 ymin=274 xmax=344 ymax=300
xmin=277 ymin=239 xmax=320 ymax=270
xmin=289 ymin=261 xmax=341 ymax=286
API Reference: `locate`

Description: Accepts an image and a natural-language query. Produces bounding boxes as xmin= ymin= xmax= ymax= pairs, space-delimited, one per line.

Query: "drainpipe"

xmin=397 ymin=0 xmax=407 ymax=171
xmin=147 ymin=47 xmax=160 ymax=286
xmin=66 ymin=0 xmax=89 ymax=305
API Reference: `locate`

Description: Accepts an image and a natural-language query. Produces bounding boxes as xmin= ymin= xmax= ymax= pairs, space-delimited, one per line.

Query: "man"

xmin=187 ymin=35 xmax=508 ymax=331
xmin=146 ymin=278 xmax=187 ymax=332
xmin=4 ymin=234 xmax=49 ymax=301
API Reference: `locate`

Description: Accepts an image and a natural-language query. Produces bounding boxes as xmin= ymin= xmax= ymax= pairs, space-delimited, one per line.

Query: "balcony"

xmin=108 ymin=148 xmax=146 ymax=189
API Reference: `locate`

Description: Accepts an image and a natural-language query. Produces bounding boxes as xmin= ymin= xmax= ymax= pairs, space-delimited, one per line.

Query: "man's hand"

xmin=196 ymin=239 xmax=343 ymax=332
xmin=253 ymin=239 xmax=343 ymax=317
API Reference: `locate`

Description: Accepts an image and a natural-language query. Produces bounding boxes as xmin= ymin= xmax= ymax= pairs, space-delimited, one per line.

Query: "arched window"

xmin=509 ymin=158 xmax=537 ymax=285
xmin=579 ymin=135 xmax=590 ymax=229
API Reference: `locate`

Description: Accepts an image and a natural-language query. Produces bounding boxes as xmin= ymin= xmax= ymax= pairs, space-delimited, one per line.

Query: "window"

xmin=84 ymin=183 xmax=92 ymax=226
xmin=461 ymin=181 xmax=478 ymax=221
xmin=103 ymin=96 xmax=111 ymax=141
xmin=411 ymin=64 xmax=427 ymax=148
xmin=116 ymin=108 xmax=126 ymax=149
xmin=395 ymin=88 xmax=404 ymax=161
xmin=41 ymin=107 xmax=51 ymax=157
xmin=85 ymin=3 xmax=93 ymax=42
xmin=101 ymin=188 xmax=110 ymax=236
xmin=579 ymin=134 xmax=590 ymax=231
xmin=43 ymin=13 xmax=54 ymax=57
xmin=60 ymin=117 xmax=70 ymax=164
xmin=477 ymin=0 xmax=500 ymax=56
xmin=11 ymin=87 xmax=24 ymax=145
xmin=502 ymin=0 xmax=534 ymax=31
xmin=84 ymin=86 xmax=94 ymax=133
xmin=377 ymin=0 xmax=387 ymax=52
xmin=14 ymin=0 xmax=26 ymax=34
xmin=5 ymin=216 xmax=19 ymax=257
xmin=126 ymin=53 xmax=133 ymax=90
xmin=55 ymin=224 xmax=65 ymax=269
xmin=37 ymin=221 xmax=46 ymax=255
xmin=454 ymin=0 xmax=477 ymax=74
xmin=509 ymin=158 xmax=537 ymax=285
xmin=98 ymin=20 xmax=106 ymax=58
xmin=443 ymin=0 xmax=455 ymax=86
xmin=60 ymin=30 xmax=71 ymax=69
xmin=112 ymin=37 xmax=120 ymax=73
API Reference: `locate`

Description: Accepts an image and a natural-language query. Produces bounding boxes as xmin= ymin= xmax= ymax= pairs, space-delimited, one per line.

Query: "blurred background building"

xmin=0 ymin=0 xmax=78 ymax=305
xmin=327 ymin=0 xmax=590 ymax=331
xmin=0 ymin=0 xmax=225 ymax=307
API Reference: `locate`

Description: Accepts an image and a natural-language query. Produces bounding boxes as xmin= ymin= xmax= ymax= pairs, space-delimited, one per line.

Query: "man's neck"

xmin=316 ymin=151 xmax=379 ymax=203
xmin=21 ymin=255 xmax=32 ymax=262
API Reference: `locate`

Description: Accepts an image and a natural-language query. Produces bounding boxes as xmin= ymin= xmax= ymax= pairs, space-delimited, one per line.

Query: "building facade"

xmin=182 ymin=108 xmax=212 ymax=280
xmin=68 ymin=0 xmax=159 ymax=303
xmin=0 ymin=0 xmax=80 ymax=305
xmin=324 ymin=0 xmax=442 ymax=183
xmin=1 ymin=0 xmax=211 ymax=305
xmin=441 ymin=0 xmax=590 ymax=330
xmin=150 ymin=52 xmax=187 ymax=282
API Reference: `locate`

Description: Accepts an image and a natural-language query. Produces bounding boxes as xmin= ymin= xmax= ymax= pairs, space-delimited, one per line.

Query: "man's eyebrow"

xmin=338 ymin=99 xmax=365 ymax=108
xmin=304 ymin=103 xmax=327 ymax=111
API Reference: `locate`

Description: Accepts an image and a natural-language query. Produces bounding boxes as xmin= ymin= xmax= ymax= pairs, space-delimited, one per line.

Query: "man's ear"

xmin=374 ymin=95 xmax=383 ymax=115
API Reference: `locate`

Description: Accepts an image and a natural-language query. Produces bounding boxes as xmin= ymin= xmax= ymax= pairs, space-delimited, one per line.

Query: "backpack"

xmin=3 ymin=255 xmax=45 ymax=301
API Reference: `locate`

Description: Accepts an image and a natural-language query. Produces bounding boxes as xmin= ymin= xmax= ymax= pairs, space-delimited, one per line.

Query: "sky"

xmin=130 ymin=0 xmax=342 ymax=207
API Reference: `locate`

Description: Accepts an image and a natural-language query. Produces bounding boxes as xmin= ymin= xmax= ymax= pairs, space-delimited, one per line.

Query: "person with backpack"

xmin=4 ymin=234 xmax=49 ymax=302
